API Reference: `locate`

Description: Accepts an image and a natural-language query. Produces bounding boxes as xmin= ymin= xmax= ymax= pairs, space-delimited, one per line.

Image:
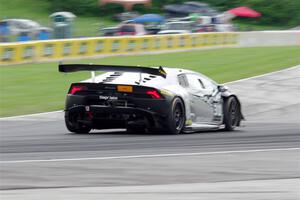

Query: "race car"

xmin=59 ymin=64 xmax=244 ymax=134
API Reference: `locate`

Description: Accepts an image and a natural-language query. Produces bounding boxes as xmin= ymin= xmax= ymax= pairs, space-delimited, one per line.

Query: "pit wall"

xmin=0 ymin=31 xmax=299 ymax=65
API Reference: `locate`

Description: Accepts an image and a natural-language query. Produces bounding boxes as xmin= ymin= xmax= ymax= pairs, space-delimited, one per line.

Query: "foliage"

xmin=45 ymin=0 xmax=300 ymax=26
xmin=206 ymin=0 xmax=300 ymax=26
xmin=47 ymin=0 xmax=123 ymax=16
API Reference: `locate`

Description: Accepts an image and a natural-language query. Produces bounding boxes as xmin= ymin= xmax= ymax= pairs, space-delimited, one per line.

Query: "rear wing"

xmin=59 ymin=64 xmax=167 ymax=78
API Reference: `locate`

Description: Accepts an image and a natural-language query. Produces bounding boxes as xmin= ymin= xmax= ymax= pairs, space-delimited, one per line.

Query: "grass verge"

xmin=0 ymin=46 xmax=299 ymax=117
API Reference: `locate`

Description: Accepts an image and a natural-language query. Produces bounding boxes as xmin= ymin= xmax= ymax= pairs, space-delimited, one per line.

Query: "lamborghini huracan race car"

xmin=59 ymin=64 xmax=244 ymax=134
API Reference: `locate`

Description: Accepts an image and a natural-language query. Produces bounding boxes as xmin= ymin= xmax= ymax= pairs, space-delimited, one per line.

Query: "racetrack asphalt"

xmin=0 ymin=66 xmax=299 ymax=200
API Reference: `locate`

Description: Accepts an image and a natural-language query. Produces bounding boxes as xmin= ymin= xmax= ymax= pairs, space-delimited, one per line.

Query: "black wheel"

xmin=65 ymin=111 xmax=91 ymax=134
xmin=223 ymin=96 xmax=240 ymax=131
xmin=165 ymin=97 xmax=185 ymax=134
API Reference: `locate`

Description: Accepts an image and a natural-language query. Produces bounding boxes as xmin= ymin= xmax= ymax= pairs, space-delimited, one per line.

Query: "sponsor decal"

xmin=99 ymin=95 xmax=118 ymax=100
xmin=2 ymin=48 xmax=14 ymax=61
xmin=185 ymin=119 xmax=193 ymax=126
xmin=23 ymin=46 xmax=34 ymax=59
xmin=96 ymin=41 xmax=103 ymax=52
xmin=192 ymin=36 xmax=197 ymax=47
xmin=112 ymin=40 xmax=120 ymax=52
xmin=142 ymin=39 xmax=148 ymax=50
xmin=79 ymin=42 xmax=87 ymax=54
xmin=160 ymin=89 xmax=173 ymax=96
xmin=127 ymin=40 xmax=135 ymax=51
xmin=155 ymin=38 xmax=160 ymax=49
xmin=63 ymin=43 xmax=71 ymax=55
xmin=167 ymin=37 xmax=173 ymax=48
xmin=179 ymin=36 xmax=185 ymax=47
xmin=44 ymin=44 xmax=53 ymax=57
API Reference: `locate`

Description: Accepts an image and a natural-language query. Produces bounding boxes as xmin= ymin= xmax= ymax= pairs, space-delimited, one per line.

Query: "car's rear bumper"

xmin=65 ymin=94 xmax=171 ymax=116
xmin=66 ymin=105 xmax=166 ymax=130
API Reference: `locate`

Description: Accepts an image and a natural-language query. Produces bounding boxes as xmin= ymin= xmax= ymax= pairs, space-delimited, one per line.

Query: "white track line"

xmin=225 ymin=65 xmax=300 ymax=84
xmin=1 ymin=65 xmax=299 ymax=120
xmin=1 ymin=147 xmax=299 ymax=164
xmin=0 ymin=110 xmax=62 ymax=120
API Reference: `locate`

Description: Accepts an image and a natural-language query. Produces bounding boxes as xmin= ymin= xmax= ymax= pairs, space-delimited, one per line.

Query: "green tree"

xmin=46 ymin=0 xmax=300 ymax=26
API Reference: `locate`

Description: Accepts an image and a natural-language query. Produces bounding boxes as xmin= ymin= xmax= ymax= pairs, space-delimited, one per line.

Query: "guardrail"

xmin=0 ymin=33 xmax=237 ymax=65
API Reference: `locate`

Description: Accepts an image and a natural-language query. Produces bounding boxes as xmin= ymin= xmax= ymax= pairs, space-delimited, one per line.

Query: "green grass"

xmin=0 ymin=0 xmax=117 ymax=38
xmin=0 ymin=46 xmax=299 ymax=117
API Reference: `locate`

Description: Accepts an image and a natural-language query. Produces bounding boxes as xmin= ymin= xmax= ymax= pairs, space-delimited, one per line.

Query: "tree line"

xmin=46 ymin=0 xmax=300 ymax=26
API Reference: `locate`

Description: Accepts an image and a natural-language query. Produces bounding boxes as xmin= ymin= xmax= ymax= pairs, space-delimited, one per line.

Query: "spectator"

xmin=0 ymin=21 xmax=9 ymax=42
xmin=37 ymin=30 xmax=50 ymax=40
xmin=17 ymin=31 xmax=31 ymax=42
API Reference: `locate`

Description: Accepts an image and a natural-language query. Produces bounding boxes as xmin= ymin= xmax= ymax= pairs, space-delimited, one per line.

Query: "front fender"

xmin=222 ymin=92 xmax=245 ymax=121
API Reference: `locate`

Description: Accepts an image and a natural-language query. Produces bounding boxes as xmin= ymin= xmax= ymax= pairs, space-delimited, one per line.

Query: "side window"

xmin=178 ymin=74 xmax=188 ymax=87
xmin=199 ymin=76 xmax=216 ymax=92
xmin=186 ymin=74 xmax=205 ymax=90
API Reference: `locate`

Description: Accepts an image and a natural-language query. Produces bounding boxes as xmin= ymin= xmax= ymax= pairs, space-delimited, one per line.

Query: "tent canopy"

xmin=133 ymin=14 xmax=164 ymax=23
xmin=228 ymin=6 xmax=261 ymax=18
xmin=100 ymin=0 xmax=151 ymax=11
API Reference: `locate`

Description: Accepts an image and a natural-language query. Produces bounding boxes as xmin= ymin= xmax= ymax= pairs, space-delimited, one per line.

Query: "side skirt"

xmin=183 ymin=123 xmax=223 ymax=133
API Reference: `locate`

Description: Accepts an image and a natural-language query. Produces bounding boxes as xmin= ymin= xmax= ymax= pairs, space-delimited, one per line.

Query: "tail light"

xmin=146 ymin=90 xmax=161 ymax=99
xmin=69 ymin=85 xmax=87 ymax=95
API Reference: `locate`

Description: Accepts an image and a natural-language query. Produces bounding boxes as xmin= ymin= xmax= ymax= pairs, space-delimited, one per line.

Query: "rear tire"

xmin=223 ymin=96 xmax=240 ymax=131
xmin=65 ymin=111 xmax=91 ymax=134
xmin=165 ymin=97 xmax=185 ymax=134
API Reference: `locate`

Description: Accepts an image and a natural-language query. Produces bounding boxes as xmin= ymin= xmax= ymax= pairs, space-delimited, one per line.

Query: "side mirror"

xmin=218 ymin=85 xmax=228 ymax=92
